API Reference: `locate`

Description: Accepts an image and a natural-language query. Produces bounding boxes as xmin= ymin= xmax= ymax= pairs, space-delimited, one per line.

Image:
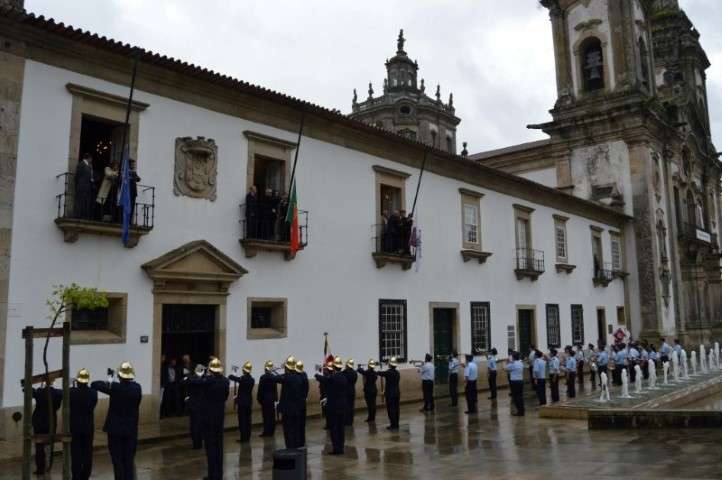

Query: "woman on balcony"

xmin=96 ymin=160 xmax=119 ymax=222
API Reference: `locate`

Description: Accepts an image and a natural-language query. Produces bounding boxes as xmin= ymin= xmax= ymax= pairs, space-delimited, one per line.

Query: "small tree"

xmin=40 ymin=284 xmax=107 ymax=473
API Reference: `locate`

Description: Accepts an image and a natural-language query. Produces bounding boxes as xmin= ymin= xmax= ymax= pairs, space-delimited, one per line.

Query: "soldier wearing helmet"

xmin=357 ymin=359 xmax=379 ymax=423
xmin=70 ymin=368 xmax=97 ymax=480
xmin=256 ymin=361 xmax=278 ymax=437
xmin=229 ymin=361 xmax=255 ymax=443
xmin=272 ymin=356 xmax=305 ymax=448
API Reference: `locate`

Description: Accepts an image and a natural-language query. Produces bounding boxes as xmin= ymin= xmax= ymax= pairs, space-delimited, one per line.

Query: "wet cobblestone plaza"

xmin=4 ymin=386 xmax=722 ymax=480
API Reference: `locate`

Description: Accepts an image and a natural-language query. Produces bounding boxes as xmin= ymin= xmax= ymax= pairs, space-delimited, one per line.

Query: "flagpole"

xmin=120 ymin=49 xmax=141 ymax=169
xmin=288 ymin=111 xmax=306 ymax=192
xmin=410 ymin=149 xmax=428 ymax=218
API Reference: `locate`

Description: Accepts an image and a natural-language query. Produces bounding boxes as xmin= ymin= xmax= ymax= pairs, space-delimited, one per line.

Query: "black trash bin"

xmin=272 ymin=448 xmax=306 ymax=480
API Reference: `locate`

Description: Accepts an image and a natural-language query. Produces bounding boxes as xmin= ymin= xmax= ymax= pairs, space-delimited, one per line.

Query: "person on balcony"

xmin=399 ymin=210 xmax=413 ymax=255
xmin=128 ymin=159 xmax=141 ymax=225
xmin=96 ymin=160 xmax=119 ymax=222
xmin=380 ymin=210 xmax=392 ymax=253
xmin=245 ymin=185 xmax=259 ymax=239
xmin=74 ymin=153 xmax=95 ymax=220
xmin=386 ymin=210 xmax=401 ymax=254
xmin=277 ymin=192 xmax=290 ymax=242
xmin=260 ymin=188 xmax=278 ymax=240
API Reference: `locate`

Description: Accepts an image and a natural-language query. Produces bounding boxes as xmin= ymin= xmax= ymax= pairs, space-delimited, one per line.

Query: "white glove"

xmin=320 ymin=398 xmax=328 ymax=407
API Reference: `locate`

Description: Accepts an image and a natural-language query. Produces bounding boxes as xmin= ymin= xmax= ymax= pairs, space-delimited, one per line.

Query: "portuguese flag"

xmin=285 ymin=181 xmax=299 ymax=255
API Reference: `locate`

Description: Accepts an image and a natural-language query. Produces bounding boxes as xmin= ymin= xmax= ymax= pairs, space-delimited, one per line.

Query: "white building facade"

xmin=0 ymin=5 xmax=631 ymax=437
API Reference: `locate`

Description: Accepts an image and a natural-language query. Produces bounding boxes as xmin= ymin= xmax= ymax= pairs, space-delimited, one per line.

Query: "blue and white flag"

xmin=117 ymin=147 xmax=131 ymax=246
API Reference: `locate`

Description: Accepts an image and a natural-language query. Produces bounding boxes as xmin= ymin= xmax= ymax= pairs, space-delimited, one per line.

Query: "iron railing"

xmin=55 ymin=172 xmax=155 ymax=229
xmin=514 ymin=248 xmax=545 ymax=273
xmin=239 ymin=203 xmax=308 ymax=246
xmin=594 ymin=262 xmax=614 ymax=284
xmin=373 ymin=222 xmax=415 ymax=257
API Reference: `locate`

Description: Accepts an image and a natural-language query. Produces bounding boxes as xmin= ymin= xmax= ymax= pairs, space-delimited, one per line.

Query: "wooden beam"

xmin=21 ymin=328 xmax=64 ymax=339
xmin=29 ymin=369 xmax=63 ymax=385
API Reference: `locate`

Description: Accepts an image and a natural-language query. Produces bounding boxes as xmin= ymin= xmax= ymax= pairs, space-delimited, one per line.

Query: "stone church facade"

xmin=474 ymin=0 xmax=722 ymax=344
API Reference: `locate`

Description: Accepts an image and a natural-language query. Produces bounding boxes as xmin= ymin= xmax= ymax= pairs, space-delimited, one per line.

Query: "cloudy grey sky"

xmin=25 ymin=0 xmax=722 ymax=154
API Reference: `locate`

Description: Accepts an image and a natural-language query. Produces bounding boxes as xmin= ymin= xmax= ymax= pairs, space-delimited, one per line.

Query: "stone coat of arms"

xmin=174 ymin=136 xmax=218 ymax=201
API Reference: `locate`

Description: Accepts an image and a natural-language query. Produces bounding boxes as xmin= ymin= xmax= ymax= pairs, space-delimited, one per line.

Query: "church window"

xmin=696 ymin=200 xmax=705 ymax=229
xmin=446 ymin=136 xmax=453 ymax=153
xmin=581 ymin=37 xmax=604 ymax=92
xmin=397 ymin=128 xmax=416 ymax=140
xmin=399 ymin=105 xmax=411 ymax=115
xmin=639 ymin=37 xmax=650 ymax=90
xmin=247 ymin=298 xmax=287 ymax=339
xmin=379 ymin=299 xmax=407 ymax=362
xmin=610 ymin=232 xmax=622 ymax=271
xmin=686 ymin=190 xmax=696 ymax=226
xmin=553 ymin=215 xmax=568 ymax=263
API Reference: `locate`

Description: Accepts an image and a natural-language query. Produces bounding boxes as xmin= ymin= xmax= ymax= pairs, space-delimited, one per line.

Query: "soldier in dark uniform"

xmin=196 ymin=357 xmax=230 ymax=480
xmin=28 ymin=379 xmax=62 ymax=475
xmin=74 ymin=153 xmax=95 ymax=219
xmin=245 ymin=185 xmax=259 ymax=239
xmin=182 ymin=364 xmax=205 ymax=449
xmin=315 ymin=357 xmax=348 ymax=455
xmin=342 ymin=359 xmax=358 ymax=426
xmin=70 ymin=369 xmax=97 ymax=480
xmin=91 ymin=361 xmax=142 ymax=480
xmin=295 ymin=360 xmax=309 ymax=447
xmin=319 ymin=360 xmax=333 ymax=430
xmin=257 ymin=361 xmax=277 ymax=437
xmin=228 ymin=361 xmax=255 ymax=444
xmin=274 ymin=356 xmax=304 ymax=449
xmin=378 ymin=357 xmax=401 ymax=430
xmin=357 ymin=359 xmax=378 ymax=423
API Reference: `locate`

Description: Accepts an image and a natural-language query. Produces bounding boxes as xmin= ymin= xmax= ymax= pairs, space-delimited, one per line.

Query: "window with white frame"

xmin=379 ymin=299 xmax=407 ymax=362
xmin=470 ymin=302 xmax=491 ymax=353
xmin=460 ymin=189 xmax=483 ymax=250
xmin=610 ymin=232 xmax=622 ymax=271
xmin=553 ymin=215 xmax=568 ymax=262
xmin=571 ymin=304 xmax=584 ymax=345
xmin=545 ymin=304 xmax=561 ymax=348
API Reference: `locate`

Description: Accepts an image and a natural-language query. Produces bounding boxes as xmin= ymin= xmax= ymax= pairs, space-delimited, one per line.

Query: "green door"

xmin=518 ymin=309 xmax=534 ymax=359
xmin=433 ymin=309 xmax=454 ymax=384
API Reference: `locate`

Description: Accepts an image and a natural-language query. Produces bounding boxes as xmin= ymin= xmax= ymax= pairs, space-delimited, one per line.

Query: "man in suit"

xmin=182 ymin=364 xmax=205 ymax=449
xmin=28 ymin=378 xmax=62 ymax=475
xmin=91 ymin=362 xmax=142 ymax=480
xmin=245 ymin=185 xmax=259 ymax=239
xmin=342 ymin=359 xmax=358 ymax=426
xmin=378 ymin=357 xmax=401 ymax=430
xmin=74 ymin=153 xmax=95 ymax=219
xmin=128 ymin=158 xmax=141 ymax=224
xmin=357 ymin=359 xmax=378 ymax=423
xmin=228 ymin=362 xmax=255 ymax=444
xmin=160 ymin=357 xmax=181 ymax=417
xmin=273 ymin=356 xmax=304 ymax=448
xmin=256 ymin=361 xmax=277 ymax=437
xmin=295 ymin=360 xmax=309 ymax=447
xmin=70 ymin=368 xmax=98 ymax=480
xmin=196 ymin=358 xmax=230 ymax=480
xmin=315 ymin=357 xmax=349 ymax=455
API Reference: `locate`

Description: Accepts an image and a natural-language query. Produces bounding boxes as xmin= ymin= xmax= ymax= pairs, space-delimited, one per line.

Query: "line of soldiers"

xmin=27 ymin=362 xmax=141 ymax=480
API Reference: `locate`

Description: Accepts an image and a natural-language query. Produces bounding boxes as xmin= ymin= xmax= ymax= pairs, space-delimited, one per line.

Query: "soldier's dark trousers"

xmin=189 ymin=410 xmax=203 ymax=449
xmin=71 ymin=433 xmax=94 ymax=480
xmin=386 ymin=396 xmax=400 ymax=429
xmin=465 ymin=380 xmax=477 ymax=412
xmin=567 ymin=373 xmax=577 ymax=398
xmin=204 ymin=427 xmax=223 ymax=480
xmin=300 ymin=408 xmax=307 ymax=447
xmin=488 ymin=371 xmax=498 ymax=399
xmin=449 ymin=373 xmax=458 ymax=406
xmin=108 ymin=434 xmax=136 ymax=480
xmin=535 ymin=378 xmax=547 ymax=405
xmin=510 ymin=380 xmax=525 ymax=415
xmin=328 ymin=412 xmax=345 ymax=454
xmin=364 ymin=392 xmax=376 ymax=421
xmin=260 ymin=402 xmax=275 ymax=436
xmin=421 ymin=380 xmax=434 ymax=410
xmin=550 ymin=374 xmax=560 ymax=402
xmin=282 ymin=414 xmax=302 ymax=449
xmin=237 ymin=406 xmax=251 ymax=443
xmin=345 ymin=396 xmax=355 ymax=426
xmin=34 ymin=443 xmax=46 ymax=474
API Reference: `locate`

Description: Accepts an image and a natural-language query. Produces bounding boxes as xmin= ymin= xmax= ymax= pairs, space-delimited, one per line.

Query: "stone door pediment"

xmin=142 ymin=240 xmax=247 ymax=294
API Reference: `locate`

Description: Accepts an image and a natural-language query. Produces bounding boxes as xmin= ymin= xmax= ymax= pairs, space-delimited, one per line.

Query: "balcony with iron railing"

xmin=55 ymin=172 xmax=155 ymax=248
xmin=239 ymin=203 xmax=308 ymax=260
xmin=593 ymin=262 xmax=614 ymax=287
xmin=514 ymin=248 xmax=544 ymax=281
xmin=372 ymin=223 xmax=416 ymax=270
xmin=678 ymin=222 xmax=717 ymax=247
